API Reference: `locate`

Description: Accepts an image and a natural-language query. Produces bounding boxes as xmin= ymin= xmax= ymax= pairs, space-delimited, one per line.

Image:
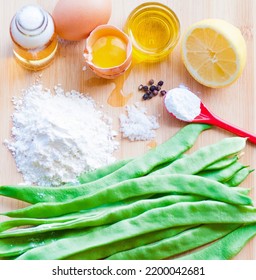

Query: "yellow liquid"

xmin=11 ymin=33 xmax=58 ymax=71
xmin=92 ymin=36 xmax=127 ymax=68
xmin=125 ymin=3 xmax=180 ymax=62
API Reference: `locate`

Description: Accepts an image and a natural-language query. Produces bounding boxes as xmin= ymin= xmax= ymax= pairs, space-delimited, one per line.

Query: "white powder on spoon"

xmin=164 ymin=87 xmax=201 ymax=121
xmin=4 ymin=83 xmax=119 ymax=186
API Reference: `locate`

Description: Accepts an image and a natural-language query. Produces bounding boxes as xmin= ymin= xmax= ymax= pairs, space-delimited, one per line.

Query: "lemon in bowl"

xmin=181 ymin=19 xmax=247 ymax=88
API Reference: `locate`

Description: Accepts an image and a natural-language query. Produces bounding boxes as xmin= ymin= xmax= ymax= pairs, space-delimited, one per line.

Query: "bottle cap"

xmin=10 ymin=4 xmax=55 ymax=49
xmin=16 ymin=5 xmax=47 ymax=36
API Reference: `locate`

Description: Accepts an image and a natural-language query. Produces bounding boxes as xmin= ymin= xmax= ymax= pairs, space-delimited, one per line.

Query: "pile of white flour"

xmin=5 ymin=83 xmax=119 ymax=186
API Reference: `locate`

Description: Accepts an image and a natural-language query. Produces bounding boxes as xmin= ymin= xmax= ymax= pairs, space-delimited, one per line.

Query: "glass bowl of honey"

xmin=124 ymin=2 xmax=180 ymax=62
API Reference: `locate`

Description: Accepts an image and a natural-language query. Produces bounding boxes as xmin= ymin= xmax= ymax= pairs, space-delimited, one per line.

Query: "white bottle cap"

xmin=10 ymin=5 xmax=55 ymax=49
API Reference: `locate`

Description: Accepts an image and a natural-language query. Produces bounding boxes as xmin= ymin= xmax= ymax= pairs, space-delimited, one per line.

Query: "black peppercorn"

xmin=148 ymin=92 xmax=154 ymax=99
xmin=148 ymin=79 xmax=154 ymax=85
xmin=153 ymin=90 xmax=159 ymax=96
xmin=138 ymin=84 xmax=144 ymax=91
xmin=160 ymin=90 xmax=167 ymax=96
xmin=150 ymin=85 xmax=156 ymax=92
xmin=142 ymin=93 xmax=150 ymax=100
xmin=139 ymin=79 xmax=166 ymax=100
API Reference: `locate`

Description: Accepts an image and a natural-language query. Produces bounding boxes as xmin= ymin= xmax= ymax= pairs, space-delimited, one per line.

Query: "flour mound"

xmin=5 ymin=83 xmax=119 ymax=186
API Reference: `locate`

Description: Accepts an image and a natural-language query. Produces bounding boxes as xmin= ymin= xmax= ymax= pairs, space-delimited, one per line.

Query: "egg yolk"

xmin=91 ymin=35 xmax=127 ymax=68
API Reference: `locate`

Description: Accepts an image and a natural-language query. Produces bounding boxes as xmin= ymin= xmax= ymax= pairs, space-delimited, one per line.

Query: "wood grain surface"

xmin=0 ymin=0 xmax=255 ymax=259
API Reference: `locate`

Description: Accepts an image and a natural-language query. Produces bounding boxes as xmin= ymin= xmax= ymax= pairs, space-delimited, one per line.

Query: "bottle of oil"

xmin=10 ymin=5 xmax=58 ymax=70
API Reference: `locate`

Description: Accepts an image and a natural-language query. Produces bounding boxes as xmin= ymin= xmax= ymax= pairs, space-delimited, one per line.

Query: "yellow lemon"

xmin=181 ymin=19 xmax=247 ymax=88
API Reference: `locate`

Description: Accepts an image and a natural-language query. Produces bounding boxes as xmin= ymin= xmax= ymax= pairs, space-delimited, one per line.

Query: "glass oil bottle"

xmin=10 ymin=4 xmax=58 ymax=70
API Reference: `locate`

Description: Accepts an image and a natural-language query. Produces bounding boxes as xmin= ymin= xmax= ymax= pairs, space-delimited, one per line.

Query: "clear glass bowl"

xmin=124 ymin=2 xmax=180 ymax=62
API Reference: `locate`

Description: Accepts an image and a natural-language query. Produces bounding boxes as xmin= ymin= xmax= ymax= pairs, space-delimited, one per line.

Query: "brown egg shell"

xmin=52 ymin=0 xmax=112 ymax=41
xmin=84 ymin=25 xmax=132 ymax=79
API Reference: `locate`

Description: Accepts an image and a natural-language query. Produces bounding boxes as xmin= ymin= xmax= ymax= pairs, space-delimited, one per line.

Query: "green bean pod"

xmin=107 ymin=223 xmax=240 ymax=260
xmin=77 ymin=159 xmax=132 ymax=184
xmin=225 ymin=168 xmax=254 ymax=187
xmin=198 ymin=161 xmax=245 ymax=183
xmin=61 ymin=226 xmax=193 ymax=260
xmin=203 ymin=156 xmax=238 ymax=171
xmin=0 ymin=194 xmax=204 ymax=237
xmin=3 ymin=175 xmax=252 ymax=218
xmin=177 ymin=223 xmax=256 ymax=260
xmin=16 ymin=201 xmax=256 ymax=260
xmin=152 ymin=137 xmax=246 ymax=176
xmin=0 ymin=124 xmax=210 ymax=204
xmin=0 ymin=227 xmax=99 ymax=258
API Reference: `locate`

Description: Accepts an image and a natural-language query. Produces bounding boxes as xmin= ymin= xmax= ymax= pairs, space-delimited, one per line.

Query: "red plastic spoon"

xmin=186 ymin=102 xmax=256 ymax=144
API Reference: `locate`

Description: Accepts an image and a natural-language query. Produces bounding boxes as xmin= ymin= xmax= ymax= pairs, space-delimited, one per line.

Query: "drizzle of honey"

xmin=84 ymin=57 xmax=142 ymax=108
xmin=107 ymin=66 xmax=133 ymax=107
xmin=107 ymin=58 xmax=142 ymax=107
xmin=147 ymin=140 xmax=157 ymax=149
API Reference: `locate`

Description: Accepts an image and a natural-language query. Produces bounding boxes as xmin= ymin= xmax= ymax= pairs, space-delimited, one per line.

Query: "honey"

xmin=124 ymin=2 xmax=180 ymax=62
xmin=91 ymin=36 xmax=127 ymax=68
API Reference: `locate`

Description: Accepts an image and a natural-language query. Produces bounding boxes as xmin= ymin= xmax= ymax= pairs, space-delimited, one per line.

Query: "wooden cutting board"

xmin=0 ymin=0 xmax=255 ymax=259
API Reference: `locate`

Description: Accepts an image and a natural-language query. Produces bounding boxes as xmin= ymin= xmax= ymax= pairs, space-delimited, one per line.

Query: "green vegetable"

xmin=198 ymin=161 xmax=245 ymax=183
xmin=0 ymin=194 xmax=203 ymax=237
xmin=3 ymin=175 xmax=252 ymax=219
xmin=225 ymin=167 xmax=254 ymax=187
xmin=0 ymin=227 xmax=97 ymax=258
xmin=152 ymin=137 xmax=246 ymax=176
xmin=0 ymin=125 xmax=254 ymax=260
xmin=0 ymin=124 xmax=210 ymax=204
xmin=77 ymin=158 xmax=132 ymax=184
xmin=177 ymin=223 xmax=256 ymax=260
xmin=16 ymin=201 xmax=256 ymax=260
xmin=107 ymin=224 xmax=240 ymax=260
xmin=203 ymin=156 xmax=238 ymax=171
xmin=58 ymin=227 xmax=192 ymax=260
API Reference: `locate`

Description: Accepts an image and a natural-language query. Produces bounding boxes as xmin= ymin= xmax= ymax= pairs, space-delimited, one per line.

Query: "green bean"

xmin=225 ymin=168 xmax=254 ymax=187
xmin=3 ymin=175 xmax=252 ymax=219
xmin=197 ymin=161 xmax=244 ymax=183
xmin=0 ymin=205 xmax=118 ymax=233
xmin=66 ymin=226 xmax=192 ymax=260
xmin=107 ymin=223 xmax=240 ymax=260
xmin=0 ymin=217 xmax=73 ymax=233
xmin=0 ymin=196 xmax=149 ymax=232
xmin=177 ymin=223 xmax=256 ymax=260
xmin=0 ymin=232 xmax=55 ymax=257
xmin=77 ymin=159 xmax=132 ymax=184
xmin=152 ymin=137 xmax=246 ymax=176
xmin=233 ymin=187 xmax=251 ymax=195
xmin=16 ymin=201 xmax=256 ymax=260
xmin=1 ymin=226 xmax=190 ymax=259
xmin=0 ymin=124 xmax=210 ymax=204
xmin=0 ymin=194 xmax=204 ymax=237
xmin=0 ymin=227 xmax=100 ymax=258
xmin=203 ymin=156 xmax=238 ymax=171
xmin=0 ymin=200 xmax=146 ymax=232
